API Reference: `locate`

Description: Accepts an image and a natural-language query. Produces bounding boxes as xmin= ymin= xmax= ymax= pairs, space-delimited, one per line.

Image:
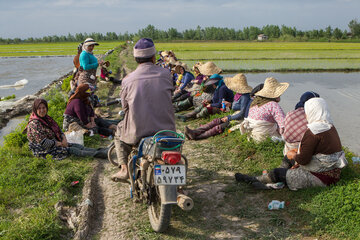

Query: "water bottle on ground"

xmin=268 ymin=200 xmax=285 ymax=210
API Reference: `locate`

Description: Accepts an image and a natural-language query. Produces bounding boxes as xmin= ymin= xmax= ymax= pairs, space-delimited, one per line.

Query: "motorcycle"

xmin=108 ymin=130 xmax=193 ymax=232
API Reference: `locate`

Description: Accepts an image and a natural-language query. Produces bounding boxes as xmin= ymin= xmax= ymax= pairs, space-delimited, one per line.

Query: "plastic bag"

xmin=65 ymin=131 xmax=84 ymax=145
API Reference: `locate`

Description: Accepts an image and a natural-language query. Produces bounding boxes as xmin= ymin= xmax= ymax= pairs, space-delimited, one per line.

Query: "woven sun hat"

xmin=161 ymin=51 xmax=169 ymax=57
xmin=198 ymin=61 xmax=222 ymax=76
xmin=255 ymin=77 xmax=289 ymax=98
xmin=224 ymin=73 xmax=253 ymax=94
xmin=175 ymin=62 xmax=189 ymax=74
xmin=166 ymin=57 xmax=178 ymax=66
xmin=192 ymin=62 xmax=203 ymax=71
xmin=83 ymin=38 xmax=99 ymax=47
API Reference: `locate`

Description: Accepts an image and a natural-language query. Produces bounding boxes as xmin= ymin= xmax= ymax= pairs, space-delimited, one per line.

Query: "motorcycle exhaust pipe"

xmin=177 ymin=194 xmax=194 ymax=211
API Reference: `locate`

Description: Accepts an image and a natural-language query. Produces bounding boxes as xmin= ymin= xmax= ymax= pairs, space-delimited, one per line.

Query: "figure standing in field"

xmin=111 ymin=38 xmax=176 ymax=181
xmin=78 ymin=38 xmax=102 ymax=86
xmin=70 ymin=42 xmax=83 ymax=95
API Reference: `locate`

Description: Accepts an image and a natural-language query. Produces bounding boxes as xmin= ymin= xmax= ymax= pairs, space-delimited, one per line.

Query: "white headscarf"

xmin=304 ymin=98 xmax=333 ymax=135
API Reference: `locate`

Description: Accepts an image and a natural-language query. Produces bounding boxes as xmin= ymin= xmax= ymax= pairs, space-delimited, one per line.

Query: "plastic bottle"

xmin=268 ymin=200 xmax=285 ymax=210
xmin=222 ymin=99 xmax=226 ymax=112
xmin=352 ymin=157 xmax=360 ymax=164
xmin=262 ymin=170 xmax=268 ymax=175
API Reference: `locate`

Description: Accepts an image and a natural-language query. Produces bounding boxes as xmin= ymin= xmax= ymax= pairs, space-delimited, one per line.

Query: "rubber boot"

xmin=94 ymin=147 xmax=109 ymax=159
xmin=184 ymin=126 xmax=203 ymax=140
xmin=196 ymin=118 xmax=222 ymax=132
xmin=194 ymin=125 xmax=223 ymax=140
xmin=196 ymin=107 xmax=210 ymax=119
xmin=172 ymin=91 xmax=183 ymax=102
xmin=235 ymin=173 xmax=259 ymax=183
xmin=174 ymin=98 xmax=193 ymax=112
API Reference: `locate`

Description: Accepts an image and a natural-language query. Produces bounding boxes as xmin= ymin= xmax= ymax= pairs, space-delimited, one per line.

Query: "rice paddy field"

xmin=0 ymin=41 xmax=123 ymax=57
xmin=156 ymin=42 xmax=360 ymax=72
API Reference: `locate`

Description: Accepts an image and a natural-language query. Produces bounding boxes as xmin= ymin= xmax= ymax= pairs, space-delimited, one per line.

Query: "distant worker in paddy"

xmin=111 ymin=38 xmax=176 ymax=181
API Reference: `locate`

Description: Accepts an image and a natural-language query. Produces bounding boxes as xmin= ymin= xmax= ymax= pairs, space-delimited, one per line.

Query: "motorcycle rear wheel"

xmin=148 ymin=188 xmax=172 ymax=232
xmin=107 ymin=142 xmax=120 ymax=166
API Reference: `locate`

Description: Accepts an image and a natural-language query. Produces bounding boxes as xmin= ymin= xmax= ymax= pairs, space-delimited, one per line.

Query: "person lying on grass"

xmin=183 ymin=73 xmax=254 ymax=140
xmin=172 ymin=63 xmax=195 ymax=102
xmin=25 ymin=98 xmax=108 ymax=160
xmin=99 ymin=61 xmax=122 ymax=84
xmin=235 ymin=98 xmax=348 ymax=190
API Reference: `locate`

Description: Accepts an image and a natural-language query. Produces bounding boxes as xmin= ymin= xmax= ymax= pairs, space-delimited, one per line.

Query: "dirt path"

xmin=77 ymin=45 xmax=319 ymax=240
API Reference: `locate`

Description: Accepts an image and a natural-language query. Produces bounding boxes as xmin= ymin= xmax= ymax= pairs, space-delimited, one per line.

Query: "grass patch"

xmin=0 ymin=94 xmax=16 ymax=101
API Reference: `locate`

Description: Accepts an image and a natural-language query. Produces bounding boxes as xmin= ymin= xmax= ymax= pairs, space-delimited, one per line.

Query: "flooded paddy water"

xmin=0 ymin=56 xmax=73 ymax=99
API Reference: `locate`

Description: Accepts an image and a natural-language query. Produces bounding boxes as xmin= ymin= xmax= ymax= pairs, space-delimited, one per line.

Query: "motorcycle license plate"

xmin=154 ymin=165 xmax=186 ymax=185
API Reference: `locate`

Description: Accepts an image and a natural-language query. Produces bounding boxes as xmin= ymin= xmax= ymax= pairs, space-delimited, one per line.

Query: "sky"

xmin=0 ymin=0 xmax=359 ymax=39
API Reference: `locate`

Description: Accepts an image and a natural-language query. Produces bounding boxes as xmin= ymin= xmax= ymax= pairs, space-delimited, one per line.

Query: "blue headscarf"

xmin=209 ymin=74 xmax=224 ymax=89
xmin=295 ymin=91 xmax=320 ymax=110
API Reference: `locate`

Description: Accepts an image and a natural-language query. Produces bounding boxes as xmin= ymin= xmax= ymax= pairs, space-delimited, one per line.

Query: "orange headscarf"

xmin=68 ymin=84 xmax=91 ymax=105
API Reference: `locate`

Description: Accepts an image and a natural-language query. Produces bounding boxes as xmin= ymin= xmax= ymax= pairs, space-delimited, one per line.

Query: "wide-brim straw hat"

xmin=83 ymin=38 xmax=99 ymax=47
xmin=192 ymin=62 xmax=203 ymax=71
xmin=175 ymin=63 xmax=189 ymax=73
xmin=161 ymin=51 xmax=169 ymax=57
xmin=198 ymin=61 xmax=222 ymax=76
xmin=255 ymin=77 xmax=289 ymax=98
xmin=165 ymin=57 xmax=177 ymax=66
xmin=224 ymin=73 xmax=253 ymax=94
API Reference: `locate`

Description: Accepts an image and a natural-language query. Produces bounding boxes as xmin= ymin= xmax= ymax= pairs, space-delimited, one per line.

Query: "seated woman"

xmin=63 ymin=84 xmax=116 ymax=137
xmin=99 ymin=61 xmax=122 ymax=84
xmin=26 ymin=98 xmax=108 ymax=160
xmin=176 ymin=73 xmax=234 ymax=122
xmin=235 ymin=98 xmax=348 ymax=190
xmin=173 ymin=63 xmax=204 ymax=103
xmin=173 ymin=62 xmax=221 ymax=112
xmin=240 ymin=77 xmax=288 ymax=142
xmin=281 ymin=91 xmax=320 ymax=166
xmin=172 ymin=63 xmax=195 ymax=101
xmin=184 ymin=73 xmax=253 ymax=140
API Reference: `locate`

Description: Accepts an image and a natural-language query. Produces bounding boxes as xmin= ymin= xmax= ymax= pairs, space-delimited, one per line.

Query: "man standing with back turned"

xmin=112 ymin=38 xmax=176 ymax=181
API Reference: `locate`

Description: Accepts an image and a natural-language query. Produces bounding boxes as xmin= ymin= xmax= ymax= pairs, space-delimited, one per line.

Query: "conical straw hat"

xmin=224 ymin=73 xmax=253 ymax=94
xmin=198 ymin=61 xmax=222 ymax=76
xmin=160 ymin=50 xmax=169 ymax=57
xmin=255 ymin=77 xmax=289 ymax=98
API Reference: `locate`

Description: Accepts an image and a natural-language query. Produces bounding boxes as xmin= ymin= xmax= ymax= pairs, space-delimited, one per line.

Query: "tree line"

xmin=2 ymin=19 xmax=360 ymax=44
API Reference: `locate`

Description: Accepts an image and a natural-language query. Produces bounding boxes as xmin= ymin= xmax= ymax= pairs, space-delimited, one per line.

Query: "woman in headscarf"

xmin=63 ymin=84 xmax=116 ymax=136
xmin=281 ymin=91 xmax=320 ymax=167
xmin=172 ymin=63 xmax=195 ymax=102
xmin=26 ymin=98 xmax=108 ymax=160
xmin=78 ymin=38 xmax=102 ymax=86
xmin=235 ymin=98 xmax=347 ymax=190
xmin=240 ymin=77 xmax=288 ymax=142
xmin=184 ymin=73 xmax=253 ymax=140
xmin=176 ymin=73 xmax=234 ymax=122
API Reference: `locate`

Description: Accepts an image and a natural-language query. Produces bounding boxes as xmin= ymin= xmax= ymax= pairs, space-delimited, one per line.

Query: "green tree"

xmin=348 ymin=19 xmax=360 ymax=37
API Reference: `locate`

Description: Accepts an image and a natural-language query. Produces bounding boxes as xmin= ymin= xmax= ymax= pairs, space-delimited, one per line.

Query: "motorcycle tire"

xmin=148 ymin=189 xmax=172 ymax=232
xmin=107 ymin=142 xmax=119 ymax=167
xmin=147 ymin=167 xmax=172 ymax=232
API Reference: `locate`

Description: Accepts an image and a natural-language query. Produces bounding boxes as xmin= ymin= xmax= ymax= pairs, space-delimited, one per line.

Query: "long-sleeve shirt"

xmin=248 ymin=101 xmax=286 ymax=131
xmin=294 ymin=127 xmax=342 ymax=165
xmin=228 ymin=93 xmax=251 ymax=121
xmin=64 ymin=99 xmax=94 ymax=125
xmin=210 ymin=84 xmax=234 ymax=108
xmin=79 ymin=51 xmax=98 ymax=70
xmin=117 ymin=62 xmax=176 ymax=145
xmin=179 ymin=72 xmax=195 ymax=91
xmin=73 ymin=54 xmax=80 ymax=69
